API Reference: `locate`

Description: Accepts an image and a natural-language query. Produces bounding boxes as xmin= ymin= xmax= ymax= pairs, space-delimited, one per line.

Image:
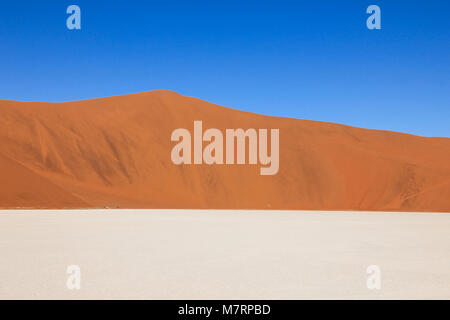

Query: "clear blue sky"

xmin=0 ymin=1 xmax=449 ymax=137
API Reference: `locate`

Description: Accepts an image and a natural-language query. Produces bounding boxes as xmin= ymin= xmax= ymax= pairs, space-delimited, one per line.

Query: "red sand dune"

xmin=1 ymin=90 xmax=449 ymax=211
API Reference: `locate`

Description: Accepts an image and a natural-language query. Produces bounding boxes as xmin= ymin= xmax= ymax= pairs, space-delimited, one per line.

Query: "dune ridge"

xmin=1 ymin=90 xmax=449 ymax=211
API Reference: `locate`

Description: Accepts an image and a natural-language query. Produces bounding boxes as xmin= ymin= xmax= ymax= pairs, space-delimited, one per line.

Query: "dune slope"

xmin=1 ymin=90 xmax=449 ymax=211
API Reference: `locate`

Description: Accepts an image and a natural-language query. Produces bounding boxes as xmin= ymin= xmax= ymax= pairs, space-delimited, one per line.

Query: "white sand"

xmin=0 ymin=210 xmax=449 ymax=299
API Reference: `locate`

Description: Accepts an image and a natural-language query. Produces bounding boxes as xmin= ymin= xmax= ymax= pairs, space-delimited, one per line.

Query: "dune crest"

xmin=1 ymin=90 xmax=449 ymax=211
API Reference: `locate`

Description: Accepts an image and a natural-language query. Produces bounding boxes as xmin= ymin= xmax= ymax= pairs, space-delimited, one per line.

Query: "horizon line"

xmin=1 ymin=89 xmax=449 ymax=140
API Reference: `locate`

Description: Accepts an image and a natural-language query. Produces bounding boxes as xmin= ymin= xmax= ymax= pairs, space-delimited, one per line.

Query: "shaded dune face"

xmin=0 ymin=90 xmax=449 ymax=211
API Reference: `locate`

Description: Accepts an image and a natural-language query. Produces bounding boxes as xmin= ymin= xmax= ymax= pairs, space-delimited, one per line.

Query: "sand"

xmin=1 ymin=90 xmax=450 ymax=211
xmin=0 ymin=209 xmax=449 ymax=299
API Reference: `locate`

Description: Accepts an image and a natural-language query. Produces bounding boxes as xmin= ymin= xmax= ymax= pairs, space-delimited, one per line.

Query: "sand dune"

xmin=0 ymin=90 xmax=449 ymax=211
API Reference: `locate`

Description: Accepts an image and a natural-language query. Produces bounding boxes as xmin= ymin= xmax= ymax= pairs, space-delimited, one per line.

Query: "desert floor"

xmin=0 ymin=210 xmax=449 ymax=299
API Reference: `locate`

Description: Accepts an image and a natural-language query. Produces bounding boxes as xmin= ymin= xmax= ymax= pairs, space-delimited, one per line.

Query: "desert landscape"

xmin=1 ymin=91 xmax=449 ymax=300
xmin=1 ymin=0 xmax=448 ymax=304
xmin=0 ymin=210 xmax=449 ymax=299
xmin=0 ymin=90 xmax=449 ymax=211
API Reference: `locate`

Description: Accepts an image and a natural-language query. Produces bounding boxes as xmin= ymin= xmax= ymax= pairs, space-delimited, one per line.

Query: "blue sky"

xmin=0 ymin=1 xmax=449 ymax=137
